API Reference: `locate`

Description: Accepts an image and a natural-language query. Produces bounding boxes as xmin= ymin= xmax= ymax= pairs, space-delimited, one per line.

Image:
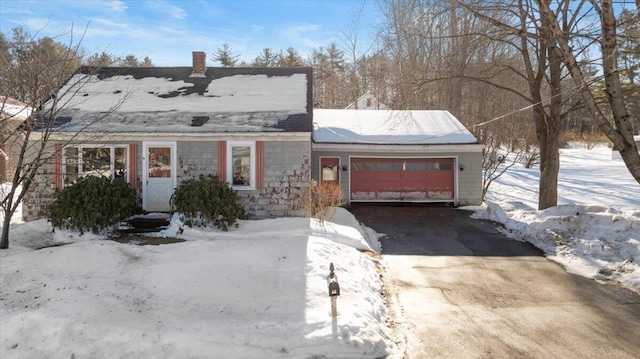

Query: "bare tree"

xmin=0 ymin=26 xmax=124 ymax=249
xmin=538 ymin=0 xmax=640 ymax=185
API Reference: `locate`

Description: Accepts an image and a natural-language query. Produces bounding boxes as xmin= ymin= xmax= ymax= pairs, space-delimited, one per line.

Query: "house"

xmin=311 ymin=109 xmax=483 ymax=206
xmin=22 ymin=52 xmax=313 ymax=221
xmin=1 ymin=96 xmax=32 ymax=182
xmin=344 ymin=93 xmax=388 ymax=110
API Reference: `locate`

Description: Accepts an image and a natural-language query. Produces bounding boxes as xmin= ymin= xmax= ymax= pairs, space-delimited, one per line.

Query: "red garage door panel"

xmin=350 ymin=158 xmax=454 ymax=201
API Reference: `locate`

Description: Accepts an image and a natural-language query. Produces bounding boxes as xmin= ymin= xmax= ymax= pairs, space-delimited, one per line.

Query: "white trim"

xmin=45 ymin=132 xmax=311 ymax=142
xmin=62 ymin=144 xmax=129 ymax=184
xmin=313 ymin=143 xmax=483 ymax=153
xmin=226 ymin=141 xmax=256 ymax=191
xmin=347 ymin=155 xmax=458 ymax=204
xmin=318 ymin=156 xmax=341 ymax=184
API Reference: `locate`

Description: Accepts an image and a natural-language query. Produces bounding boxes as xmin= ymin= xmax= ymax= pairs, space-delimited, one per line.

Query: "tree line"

xmin=208 ymin=1 xmax=640 ymax=210
xmin=1 ymin=0 xmax=639 ymax=237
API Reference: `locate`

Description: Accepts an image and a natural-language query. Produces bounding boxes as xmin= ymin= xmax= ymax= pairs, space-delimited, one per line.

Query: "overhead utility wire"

xmin=318 ymin=71 xmax=608 ymax=145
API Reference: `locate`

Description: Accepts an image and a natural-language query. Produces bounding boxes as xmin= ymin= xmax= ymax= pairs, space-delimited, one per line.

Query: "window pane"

xmin=405 ymin=162 xmax=426 ymax=171
xmin=322 ymin=165 xmax=338 ymax=182
xmin=82 ymin=148 xmax=111 ymax=178
xmin=352 ymin=162 xmax=375 ymax=171
xmin=439 ymin=162 xmax=452 ymax=170
xmin=149 ymin=147 xmax=171 ymax=178
xmin=377 ymin=162 xmax=401 ymax=171
xmin=115 ymin=148 xmax=127 ymax=178
xmin=64 ymin=147 xmax=78 ymax=184
xmin=232 ymin=146 xmax=251 ymax=186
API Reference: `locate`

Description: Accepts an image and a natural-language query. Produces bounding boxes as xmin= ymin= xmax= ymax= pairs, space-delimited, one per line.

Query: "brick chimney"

xmin=191 ymin=51 xmax=206 ymax=77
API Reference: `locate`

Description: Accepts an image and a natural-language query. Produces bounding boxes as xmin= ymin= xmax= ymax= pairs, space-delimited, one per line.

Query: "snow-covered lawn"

xmin=475 ymin=143 xmax=640 ymax=293
xmin=0 ymin=210 xmax=390 ymax=359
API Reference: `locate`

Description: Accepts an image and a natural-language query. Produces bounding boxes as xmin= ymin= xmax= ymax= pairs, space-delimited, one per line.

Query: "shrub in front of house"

xmin=172 ymin=174 xmax=245 ymax=231
xmin=49 ymin=176 xmax=138 ymax=234
xmin=308 ymin=180 xmax=344 ymax=221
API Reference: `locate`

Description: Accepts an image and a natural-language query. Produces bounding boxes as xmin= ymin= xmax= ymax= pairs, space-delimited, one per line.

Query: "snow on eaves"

xmin=53 ymin=109 xmax=298 ymax=133
xmin=1 ymin=101 xmax=32 ymax=120
xmin=312 ymin=109 xmax=478 ymax=145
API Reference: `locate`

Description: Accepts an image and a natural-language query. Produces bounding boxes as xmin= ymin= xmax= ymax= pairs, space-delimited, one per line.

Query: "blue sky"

xmin=0 ymin=0 xmax=381 ymax=66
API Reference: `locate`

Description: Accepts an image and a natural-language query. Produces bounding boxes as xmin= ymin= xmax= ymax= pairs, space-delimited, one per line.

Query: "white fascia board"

xmin=312 ymin=142 xmax=484 ymax=153
xmin=42 ymin=132 xmax=311 ymax=142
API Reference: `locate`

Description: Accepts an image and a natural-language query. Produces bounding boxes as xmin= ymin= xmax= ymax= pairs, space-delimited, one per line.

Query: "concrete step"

xmin=119 ymin=214 xmax=171 ymax=234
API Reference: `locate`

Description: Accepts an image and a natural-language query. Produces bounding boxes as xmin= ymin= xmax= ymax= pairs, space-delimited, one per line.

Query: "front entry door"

xmin=143 ymin=141 xmax=177 ymax=212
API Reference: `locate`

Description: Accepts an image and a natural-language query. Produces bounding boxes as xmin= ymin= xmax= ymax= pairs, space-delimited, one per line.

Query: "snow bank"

xmin=0 ymin=210 xmax=390 ymax=358
xmin=477 ymin=144 xmax=640 ymax=294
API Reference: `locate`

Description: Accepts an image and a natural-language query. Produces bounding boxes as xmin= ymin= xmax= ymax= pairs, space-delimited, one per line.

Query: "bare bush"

xmin=308 ymin=180 xmax=344 ymax=222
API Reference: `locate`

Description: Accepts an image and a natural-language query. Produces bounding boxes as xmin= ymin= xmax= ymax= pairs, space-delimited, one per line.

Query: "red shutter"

xmin=128 ymin=144 xmax=138 ymax=188
xmin=256 ymin=141 xmax=264 ymax=190
xmin=54 ymin=144 xmax=62 ymax=189
xmin=218 ymin=141 xmax=227 ymax=182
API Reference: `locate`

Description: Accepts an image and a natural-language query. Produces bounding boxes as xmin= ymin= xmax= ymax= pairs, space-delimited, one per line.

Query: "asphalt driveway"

xmin=348 ymin=204 xmax=640 ymax=359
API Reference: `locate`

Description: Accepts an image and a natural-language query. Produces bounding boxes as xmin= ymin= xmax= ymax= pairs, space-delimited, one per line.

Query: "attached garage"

xmin=312 ymin=109 xmax=483 ymax=206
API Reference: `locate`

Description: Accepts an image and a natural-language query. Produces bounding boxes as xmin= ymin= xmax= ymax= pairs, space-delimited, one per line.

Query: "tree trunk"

xmin=539 ymin=0 xmax=640 ymax=185
xmin=1 ymin=211 xmax=10 ymax=249
xmin=534 ymin=0 xmax=563 ymax=210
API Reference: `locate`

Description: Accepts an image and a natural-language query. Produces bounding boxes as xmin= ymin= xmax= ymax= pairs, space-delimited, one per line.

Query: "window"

xmin=351 ymin=161 xmax=375 ymax=171
xmin=226 ymin=141 xmax=256 ymax=190
xmin=147 ymin=147 xmax=172 ymax=178
xmin=322 ymin=165 xmax=338 ymax=182
xmin=63 ymin=145 xmax=128 ymax=185
xmin=377 ymin=162 xmax=402 ymax=171
xmin=405 ymin=162 xmax=426 ymax=171
xmin=64 ymin=147 xmax=78 ymax=184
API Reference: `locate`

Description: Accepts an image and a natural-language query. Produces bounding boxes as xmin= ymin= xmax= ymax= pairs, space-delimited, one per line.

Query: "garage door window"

xmin=377 ymin=162 xmax=402 ymax=171
xmin=428 ymin=161 xmax=453 ymax=170
xmin=405 ymin=162 xmax=426 ymax=171
xmin=352 ymin=162 xmax=375 ymax=171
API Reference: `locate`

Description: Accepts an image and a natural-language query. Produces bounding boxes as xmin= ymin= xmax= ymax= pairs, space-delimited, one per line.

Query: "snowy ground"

xmin=1 ymin=142 xmax=639 ymax=358
xmin=474 ymin=143 xmax=640 ymax=293
xmin=0 ymin=210 xmax=390 ymax=359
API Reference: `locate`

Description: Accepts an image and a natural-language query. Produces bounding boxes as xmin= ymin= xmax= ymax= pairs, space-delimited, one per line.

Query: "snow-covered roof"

xmin=1 ymin=96 xmax=32 ymax=120
xmin=312 ymin=109 xmax=478 ymax=145
xmin=47 ymin=67 xmax=312 ymax=133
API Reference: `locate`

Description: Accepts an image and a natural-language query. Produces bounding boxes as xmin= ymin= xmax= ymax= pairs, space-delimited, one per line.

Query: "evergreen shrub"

xmin=172 ymin=174 xmax=245 ymax=231
xmin=49 ymin=176 xmax=138 ymax=234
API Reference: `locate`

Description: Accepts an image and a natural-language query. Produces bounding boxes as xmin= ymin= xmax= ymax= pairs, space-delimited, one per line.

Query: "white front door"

xmin=143 ymin=141 xmax=177 ymax=212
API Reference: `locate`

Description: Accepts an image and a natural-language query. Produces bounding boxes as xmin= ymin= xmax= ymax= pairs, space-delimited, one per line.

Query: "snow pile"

xmin=476 ymin=144 xmax=640 ymax=293
xmin=0 ymin=209 xmax=389 ymax=359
